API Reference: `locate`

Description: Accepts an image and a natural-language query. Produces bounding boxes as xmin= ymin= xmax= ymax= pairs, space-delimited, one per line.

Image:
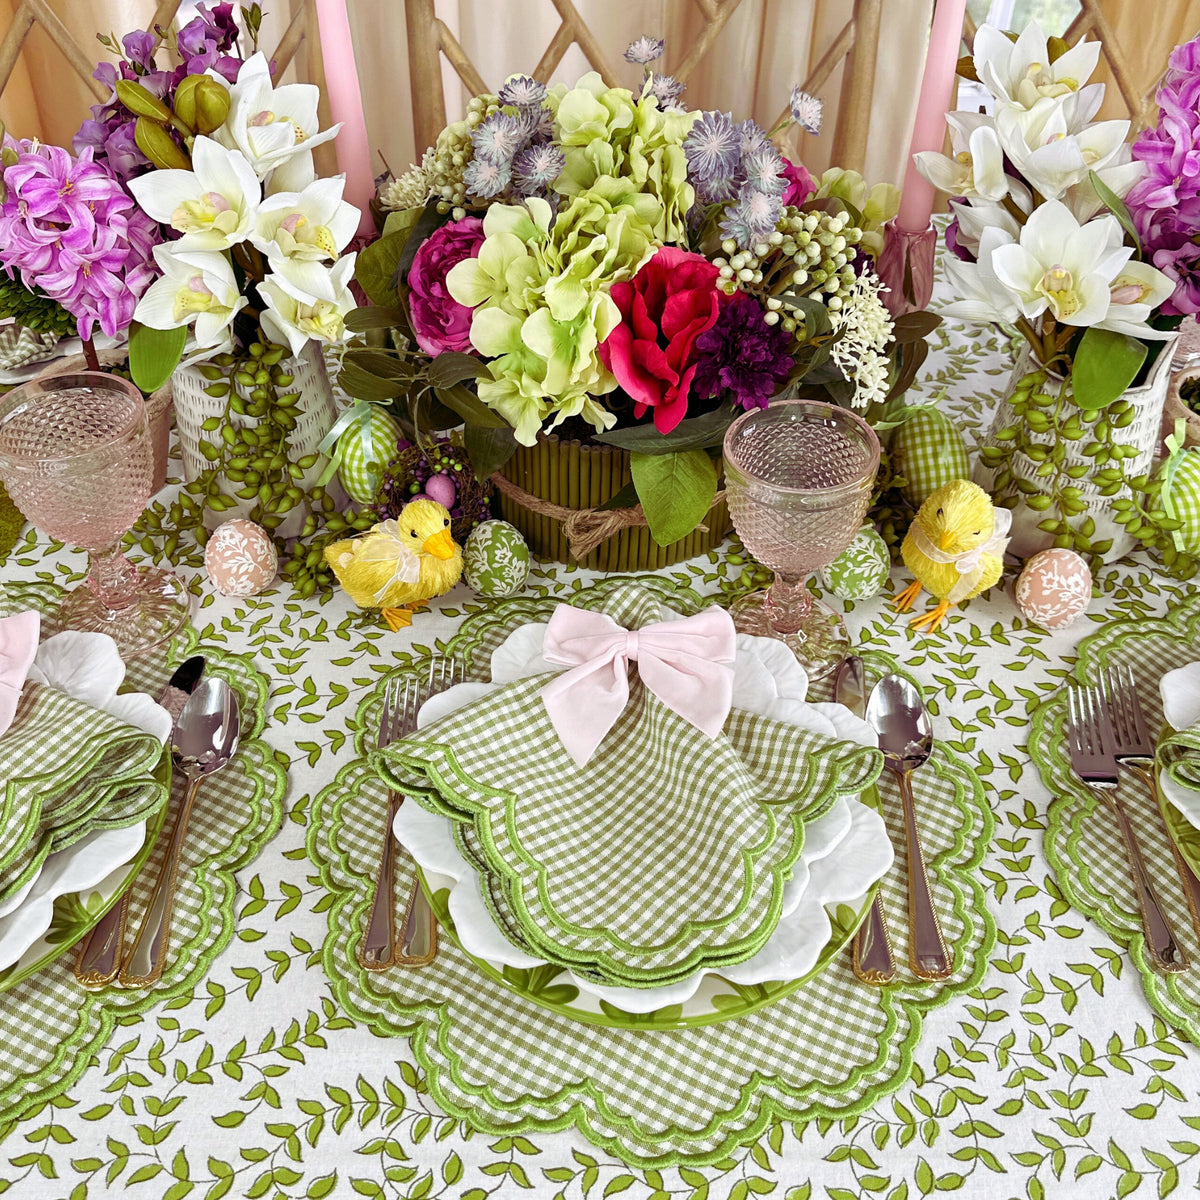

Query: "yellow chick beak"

xmin=939 ymin=530 xmax=956 ymax=551
xmin=422 ymin=528 xmax=456 ymax=560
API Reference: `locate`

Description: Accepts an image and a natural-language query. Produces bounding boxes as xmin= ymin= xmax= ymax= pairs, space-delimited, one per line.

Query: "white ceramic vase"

xmin=975 ymin=336 xmax=1179 ymax=564
xmin=173 ymin=341 xmax=342 ymax=537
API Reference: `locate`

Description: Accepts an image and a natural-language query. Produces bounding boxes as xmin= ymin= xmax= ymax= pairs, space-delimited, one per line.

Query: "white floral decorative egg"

xmin=462 ymin=520 xmax=530 ymax=597
xmin=821 ymin=524 xmax=891 ymax=601
xmin=337 ymin=407 xmax=402 ymax=503
xmin=204 ymin=519 xmax=278 ymax=598
xmin=1015 ymin=548 xmax=1091 ymax=630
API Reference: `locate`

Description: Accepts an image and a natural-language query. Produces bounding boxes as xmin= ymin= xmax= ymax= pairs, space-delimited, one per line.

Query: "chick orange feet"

xmin=909 ymin=601 xmax=952 ymax=634
xmin=893 ymin=580 xmax=923 ymax=613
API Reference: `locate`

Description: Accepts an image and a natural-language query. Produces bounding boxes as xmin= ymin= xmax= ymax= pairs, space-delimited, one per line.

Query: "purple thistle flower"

xmin=694 ymin=175 xmax=740 ymax=206
xmin=624 ymin=36 xmax=665 ymax=66
xmin=471 ymin=112 xmax=523 ymax=165
xmin=463 ymin=156 xmax=511 ymax=199
xmin=693 ymin=293 xmax=793 ymax=410
xmin=789 ymin=88 xmax=823 ymax=135
xmin=684 ymin=111 xmax=741 ymax=184
xmin=498 ymin=75 xmax=547 ymax=107
xmin=742 ymin=144 xmax=787 ymax=195
xmin=719 ymin=185 xmax=783 ymax=248
xmin=738 ymin=120 xmax=770 ymax=155
xmin=513 ymin=104 xmax=553 ymax=145
xmin=649 ymin=73 xmax=685 ymax=110
xmin=512 ymin=142 xmax=565 ymax=194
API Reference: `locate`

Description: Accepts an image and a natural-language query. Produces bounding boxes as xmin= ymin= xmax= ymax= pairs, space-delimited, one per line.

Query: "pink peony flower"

xmin=780 ymin=157 xmax=815 ymax=208
xmin=406 ymin=217 xmax=486 ymax=356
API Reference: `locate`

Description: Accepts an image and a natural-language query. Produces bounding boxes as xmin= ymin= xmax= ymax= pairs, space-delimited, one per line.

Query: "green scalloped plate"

xmin=416 ymin=789 xmax=882 ymax=1031
xmin=0 ymin=748 xmax=171 ymax=995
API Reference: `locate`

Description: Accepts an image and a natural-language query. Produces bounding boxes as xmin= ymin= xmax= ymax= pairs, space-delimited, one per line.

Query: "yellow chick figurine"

xmin=324 ymin=498 xmax=463 ymax=630
xmin=893 ymin=479 xmax=1010 ymax=634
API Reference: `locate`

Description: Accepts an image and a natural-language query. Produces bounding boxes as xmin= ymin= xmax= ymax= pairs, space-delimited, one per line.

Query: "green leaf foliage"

xmin=127 ymin=322 xmax=187 ymax=393
xmin=594 ymin=403 xmax=737 ymax=455
xmin=630 ymin=449 xmax=718 ymax=546
xmin=1071 ymin=328 xmax=1147 ymax=411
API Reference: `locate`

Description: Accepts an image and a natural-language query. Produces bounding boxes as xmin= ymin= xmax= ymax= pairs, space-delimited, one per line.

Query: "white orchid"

xmin=1063 ymin=150 xmax=1146 ymax=224
xmin=989 ymin=199 xmax=1132 ymax=327
xmin=995 ymin=97 xmax=1131 ymax=202
xmin=128 ymin=136 xmax=260 ymax=251
xmin=913 ymin=111 xmax=1009 ymax=202
xmin=938 ymin=226 xmax=1022 ymax=326
xmin=1097 ymin=251 xmax=1177 ymax=340
xmin=251 ymin=177 xmax=360 ymax=293
xmin=211 ymin=52 xmax=341 ymax=184
xmin=973 ymin=20 xmax=1102 ymax=112
xmin=134 ymin=245 xmax=247 ymax=363
xmin=259 ymin=254 xmax=357 ymax=356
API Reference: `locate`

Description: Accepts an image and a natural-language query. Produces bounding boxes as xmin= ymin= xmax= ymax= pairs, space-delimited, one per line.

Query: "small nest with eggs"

xmin=375 ymin=440 xmax=493 ymax=544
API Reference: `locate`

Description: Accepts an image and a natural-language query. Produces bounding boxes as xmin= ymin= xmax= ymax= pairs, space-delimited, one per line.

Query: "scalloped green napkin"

xmin=0 ymin=682 xmax=167 ymax=908
xmin=1156 ymin=664 xmax=1200 ymax=794
xmin=375 ymin=586 xmax=882 ymax=989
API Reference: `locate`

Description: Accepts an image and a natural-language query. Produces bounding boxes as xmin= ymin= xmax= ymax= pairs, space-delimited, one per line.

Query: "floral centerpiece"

xmin=342 ymin=38 xmax=937 ymax=567
xmin=923 ymin=21 xmax=1188 ymax=573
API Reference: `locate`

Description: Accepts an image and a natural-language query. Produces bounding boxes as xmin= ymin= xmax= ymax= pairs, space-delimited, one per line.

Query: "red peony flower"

xmin=598 ymin=247 xmax=726 ymax=434
xmin=781 ymin=157 xmax=815 ymax=208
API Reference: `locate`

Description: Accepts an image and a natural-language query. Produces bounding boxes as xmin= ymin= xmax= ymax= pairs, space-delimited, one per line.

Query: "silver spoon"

xmin=118 ymin=677 xmax=240 ymax=987
xmin=865 ymin=674 xmax=952 ymax=981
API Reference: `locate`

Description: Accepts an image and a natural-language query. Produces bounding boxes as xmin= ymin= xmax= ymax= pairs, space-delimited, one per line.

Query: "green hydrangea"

xmin=814 ymin=168 xmax=900 ymax=259
xmin=550 ymin=72 xmax=696 ymax=243
xmin=447 ymin=180 xmax=662 ymax=444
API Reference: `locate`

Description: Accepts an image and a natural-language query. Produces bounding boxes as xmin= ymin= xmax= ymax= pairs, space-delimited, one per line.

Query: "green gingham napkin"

xmin=0 ymin=682 xmax=167 ymax=908
xmin=1156 ymin=665 xmax=1200 ymax=794
xmin=376 ymin=600 xmax=882 ymax=989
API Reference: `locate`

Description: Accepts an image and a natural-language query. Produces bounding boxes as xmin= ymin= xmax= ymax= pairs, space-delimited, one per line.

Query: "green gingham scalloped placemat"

xmin=309 ymin=579 xmax=996 ymax=1168
xmin=1034 ymin=592 xmax=1200 ymax=1044
xmin=0 ymin=582 xmax=287 ymax=1125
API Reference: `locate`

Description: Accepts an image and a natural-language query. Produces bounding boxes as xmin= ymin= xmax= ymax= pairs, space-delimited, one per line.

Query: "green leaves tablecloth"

xmin=2 ymin=264 xmax=1200 ymax=1198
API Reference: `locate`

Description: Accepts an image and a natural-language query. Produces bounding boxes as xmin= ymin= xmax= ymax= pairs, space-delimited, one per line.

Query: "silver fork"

xmin=1100 ymin=665 xmax=1200 ymax=942
xmin=1066 ymin=684 xmax=1188 ymax=973
xmin=359 ymin=658 xmax=464 ymax=970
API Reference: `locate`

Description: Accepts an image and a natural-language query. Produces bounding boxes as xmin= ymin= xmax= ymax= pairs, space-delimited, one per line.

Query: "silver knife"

xmin=74 ymin=656 xmax=206 ymax=988
xmin=834 ymin=656 xmax=897 ymax=986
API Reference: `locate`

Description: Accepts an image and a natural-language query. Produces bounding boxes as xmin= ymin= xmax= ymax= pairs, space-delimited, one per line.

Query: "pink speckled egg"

xmin=424 ymin=472 xmax=457 ymax=509
xmin=204 ymin=519 xmax=278 ymax=598
xmin=1015 ymin=548 xmax=1091 ymax=630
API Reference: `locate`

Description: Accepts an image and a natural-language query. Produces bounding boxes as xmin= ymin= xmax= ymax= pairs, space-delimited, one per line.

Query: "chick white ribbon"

xmin=0 ymin=610 xmax=40 ymax=737
xmin=910 ymin=508 xmax=1012 ymax=604
xmin=539 ymin=605 xmax=737 ymax=767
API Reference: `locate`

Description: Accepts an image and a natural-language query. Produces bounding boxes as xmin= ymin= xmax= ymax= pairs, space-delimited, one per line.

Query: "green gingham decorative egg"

xmin=1162 ymin=448 xmax=1200 ymax=552
xmin=462 ymin=520 xmax=530 ymax=597
xmin=822 ymin=524 xmax=891 ymax=601
xmin=891 ymin=406 xmax=970 ymax=507
xmin=337 ymin=407 xmax=402 ymax=503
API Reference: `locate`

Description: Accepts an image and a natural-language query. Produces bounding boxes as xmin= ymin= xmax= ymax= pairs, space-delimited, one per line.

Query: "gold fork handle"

xmin=360 ymin=794 xmax=401 ymax=970
xmin=396 ymin=877 xmax=439 ymax=966
xmin=1107 ymin=792 xmax=1189 ymax=973
xmin=852 ymin=893 xmax=896 ymax=985
xmin=119 ymin=771 xmax=205 ymax=988
xmin=897 ymin=768 xmax=953 ymax=981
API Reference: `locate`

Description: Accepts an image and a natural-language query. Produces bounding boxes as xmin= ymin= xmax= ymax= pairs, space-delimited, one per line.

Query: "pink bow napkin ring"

xmin=540 ymin=605 xmax=737 ymax=767
xmin=0 ymin=609 xmax=40 ymax=737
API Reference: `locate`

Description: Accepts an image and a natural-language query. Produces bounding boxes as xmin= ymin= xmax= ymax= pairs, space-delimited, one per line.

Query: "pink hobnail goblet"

xmin=0 ymin=372 xmax=189 ymax=657
xmin=723 ymin=399 xmax=880 ymax=681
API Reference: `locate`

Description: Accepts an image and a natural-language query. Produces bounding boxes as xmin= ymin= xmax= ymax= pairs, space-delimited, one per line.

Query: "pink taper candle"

xmin=314 ymin=0 xmax=374 ymax=235
xmin=896 ymin=0 xmax=968 ymax=232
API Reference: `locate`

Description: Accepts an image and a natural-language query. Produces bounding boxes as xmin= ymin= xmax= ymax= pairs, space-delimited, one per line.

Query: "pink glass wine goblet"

xmin=723 ymin=399 xmax=880 ymax=680
xmin=0 ymin=372 xmax=189 ymax=657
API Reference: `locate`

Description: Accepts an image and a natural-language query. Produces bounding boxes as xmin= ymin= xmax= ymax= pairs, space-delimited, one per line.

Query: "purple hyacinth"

xmin=121 ymin=30 xmax=157 ymax=71
xmin=684 ymin=111 xmax=741 ymax=185
xmin=692 ymin=293 xmax=794 ymax=410
xmin=719 ymin=185 xmax=783 ymax=248
xmin=0 ymin=143 xmax=157 ymax=341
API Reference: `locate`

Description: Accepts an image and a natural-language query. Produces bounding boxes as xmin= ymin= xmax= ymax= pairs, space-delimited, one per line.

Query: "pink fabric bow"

xmin=539 ymin=605 xmax=737 ymax=767
xmin=0 ymin=610 xmax=40 ymax=737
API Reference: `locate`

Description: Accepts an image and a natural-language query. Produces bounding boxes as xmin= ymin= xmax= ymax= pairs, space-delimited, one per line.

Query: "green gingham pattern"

xmin=336 ymin=406 xmax=402 ymax=503
xmin=891 ymin=404 xmax=971 ymax=507
xmin=0 ymin=684 xmax=167 ymax=909
xmin=0 ymin=588 xmax=286 ymax=1126
xmin=0 ymin=326 xmax=57 ymax=371
xmin=1158 ymin=717 xmax=1200 ymax=793
xmin=311 ymin=637 xmax=994 ymax=1169
xmin=1163 ymin=447 xmax=1200 ymax=553
xmin=1034 ymin=592 xmax=1200 ymax=1045
xmin=377 ymin=584 xmax=881 ymax=987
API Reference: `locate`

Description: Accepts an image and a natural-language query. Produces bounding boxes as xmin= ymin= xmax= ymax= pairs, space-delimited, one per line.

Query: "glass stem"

xmin=87 ymin=543 xmax=140 ymax=612
xmin=764 ymin=573 xmax=813 ymax=635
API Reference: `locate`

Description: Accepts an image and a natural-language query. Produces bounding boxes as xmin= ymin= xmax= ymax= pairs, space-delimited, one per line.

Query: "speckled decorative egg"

xmin=337 ymin=407 xmax=403 ymax=503
xmin=891 ymin=407 xmax=971 ymax=507
xmin=424 ymin=472 xmax=457 ymax=510
xmin=1015 ymin=548 xmax=1091 ymax=630
xmin=822 ymin=524 xmax=891 ymax=601
xmin=204 ymin=519 xmax=278 ymax=597
xmin=462 ymin=520 xmax=529 ymax=597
